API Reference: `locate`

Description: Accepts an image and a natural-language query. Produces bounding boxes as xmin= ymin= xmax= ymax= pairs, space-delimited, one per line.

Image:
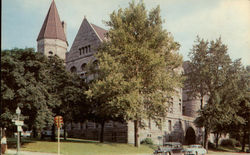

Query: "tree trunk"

xmin=204 ymin=128 xmax=209 ymax=151
xmin=63 ymin=124 xmax=67 ymax=140
xmin=241 ymin=130 xmax=246 ymax=152
xmin=33 ymin=128 xmax=38 ymax=138
xmin=100 ymin=121 xmax=105 ymax=143
xmin=134 ymin=120 xmax=140 ymax=147
xmin=215 ymin=132 xmax=219 ymax=149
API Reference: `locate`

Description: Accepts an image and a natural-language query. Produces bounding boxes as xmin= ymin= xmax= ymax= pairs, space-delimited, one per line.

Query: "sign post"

xmin=54 ymin=116 xmax=63 ymax=155
xmin=15 ymin=107 xmax=23 ymax=155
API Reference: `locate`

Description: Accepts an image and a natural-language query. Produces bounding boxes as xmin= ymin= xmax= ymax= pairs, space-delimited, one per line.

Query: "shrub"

xmin=141 ymin=138 xmax=153 ymax=145
xmin=220 ymin=138 xmax=240 ymax=147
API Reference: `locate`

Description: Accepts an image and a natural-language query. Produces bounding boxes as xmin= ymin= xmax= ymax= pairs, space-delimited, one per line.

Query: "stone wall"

xmin=66 ymin=18 xmax=101 ymax=73
xmin=37 ymin=38 xmax=67 ymax=60
xmin=66 ymin=121 xmax=128 ymax=143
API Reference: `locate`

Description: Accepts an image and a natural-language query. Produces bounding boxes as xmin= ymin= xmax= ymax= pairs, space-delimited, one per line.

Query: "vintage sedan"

xmin=154 ymin=142 xmax=184 ymax=155
xmin=183 ymin=144 xmax=207 ymax=155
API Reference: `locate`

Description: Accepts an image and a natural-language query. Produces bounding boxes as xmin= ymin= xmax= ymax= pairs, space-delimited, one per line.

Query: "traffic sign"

xmin=17 ymin=126 xmax=23 ymax=132
xmin=15 ymin=120 xmax=24 ymax=126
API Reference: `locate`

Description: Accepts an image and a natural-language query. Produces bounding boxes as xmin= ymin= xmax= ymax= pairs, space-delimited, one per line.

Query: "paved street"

xmin=6 ymin=149 xmax=57 ymax=155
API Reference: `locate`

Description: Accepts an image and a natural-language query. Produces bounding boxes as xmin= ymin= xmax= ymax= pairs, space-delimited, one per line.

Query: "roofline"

xmin=87 ymin=20 xmax=103 ymax=42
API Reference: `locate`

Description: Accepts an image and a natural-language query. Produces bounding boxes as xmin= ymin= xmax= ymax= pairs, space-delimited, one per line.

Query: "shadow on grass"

xmin=7 ymin=137 xmax=36 ymax=149
xmin=209 ymin=146 xmax=242 ymax=153
xmin=60 ymin=138 xmax=99 ymax=143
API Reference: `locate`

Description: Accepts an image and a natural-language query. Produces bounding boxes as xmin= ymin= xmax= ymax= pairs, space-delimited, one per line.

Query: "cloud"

xmin=165 ymin=0 xmax=250 ymax=65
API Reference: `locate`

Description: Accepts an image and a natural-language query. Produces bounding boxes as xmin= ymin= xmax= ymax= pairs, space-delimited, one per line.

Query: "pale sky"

xmin=2 ymin=0 xmax=250 ymax=66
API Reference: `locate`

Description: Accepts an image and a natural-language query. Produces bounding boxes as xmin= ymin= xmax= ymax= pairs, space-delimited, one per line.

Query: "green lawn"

xmin=7 ymin=138 xmax=154 ymax=155
xmin=7 ymin=138 xmax=248 ymax=155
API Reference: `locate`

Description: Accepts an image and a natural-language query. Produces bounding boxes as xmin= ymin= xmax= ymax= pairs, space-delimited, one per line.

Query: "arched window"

xmin=70 ymin=66 xmax=77 ymax=73
xmin=48 ymin=51 xmax=53 ymax=55
xmin=93 ymin=60 xmax=98 ymax=67
xmin=81 ymin=63 xmax=87 ymax=71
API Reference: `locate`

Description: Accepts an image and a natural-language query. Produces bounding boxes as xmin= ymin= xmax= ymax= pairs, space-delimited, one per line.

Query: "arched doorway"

xmin=185 ymin=127 xmax=196 ymax=144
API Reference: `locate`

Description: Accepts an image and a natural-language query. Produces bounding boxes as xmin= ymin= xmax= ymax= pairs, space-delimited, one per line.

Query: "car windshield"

xmin=164 ymin=144 xmax=182 ymax=148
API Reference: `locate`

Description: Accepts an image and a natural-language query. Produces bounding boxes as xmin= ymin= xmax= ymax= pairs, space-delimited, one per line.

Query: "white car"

xmin=14 ymin=131 xmax=32 ymax=137
xmin=183 ymin=144 xmax=207 ymax=155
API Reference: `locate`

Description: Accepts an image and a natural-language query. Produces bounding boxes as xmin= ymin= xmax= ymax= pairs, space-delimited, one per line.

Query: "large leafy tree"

xmin=46 ymin=55 xmax=88 ymax=140
xmin=1 ymin=48 xmax=55 ymax=134
xmin=188 ymin=37 xmax=246 ymax=149
xmin=1 ymin=48 xmax=88 ymax=138
xmin=228 ymin=66 xmax=250 ymax=152
xmin=87 ymin=1 xmax=182 ymax=147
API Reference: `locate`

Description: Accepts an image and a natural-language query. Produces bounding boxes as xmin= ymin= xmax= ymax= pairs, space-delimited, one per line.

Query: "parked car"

xmin=14 ymin=131 xmax=32 ymax=137
xmin=41 ymin=129 xmax=65 ymax=138
xmin=41 ymin=130 xmax=53 ymax=138
xmin=182 ymin=144 xmax=207 ymax=155
xmin=154 ymin=142 xmax=184 ymax=155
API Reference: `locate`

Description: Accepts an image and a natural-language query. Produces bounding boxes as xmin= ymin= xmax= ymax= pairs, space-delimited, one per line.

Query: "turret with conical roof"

xmin=37 ymin=0 xmax=68 ymax=60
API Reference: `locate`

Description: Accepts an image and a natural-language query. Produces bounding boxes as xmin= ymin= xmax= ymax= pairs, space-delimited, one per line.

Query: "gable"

xmin=69 ymin=18 xmax=104 ymax=54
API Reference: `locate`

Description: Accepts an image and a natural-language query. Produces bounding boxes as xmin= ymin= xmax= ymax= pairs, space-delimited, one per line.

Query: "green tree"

xmin=228 ymin=66 xmax=250 ymax=152
xmin=1 ymin=48 xmax=55 ymax=135
xmin=86 ymin=54 xmax=127 ymax=143
xmin=1 ymin=48 xmax=88 ymax=139
xmin=189 ymin=37 xmax=246 ymax=150
xmin=87 ymin=1 xmax=182 ymax=147
xmin=46 ymin=55 xmax=88 ymax=140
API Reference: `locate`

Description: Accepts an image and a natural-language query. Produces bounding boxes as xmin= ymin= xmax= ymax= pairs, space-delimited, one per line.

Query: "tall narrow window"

xmin=88 ymin=45 xmax=91 ymax=52
xmin=148 ymin=118 xmax=151 ymax=129
xmin=85 ymin=47 xmax=88 ymax=53
xmin=168 ymin=120 xmax=172 ymax=132
xmin=81 ymin=63 xmax=87 ymax=71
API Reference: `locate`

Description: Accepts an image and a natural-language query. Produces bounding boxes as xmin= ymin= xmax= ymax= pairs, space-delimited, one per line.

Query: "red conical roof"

xmin=37 ymin=0 xmax=66 ymax=41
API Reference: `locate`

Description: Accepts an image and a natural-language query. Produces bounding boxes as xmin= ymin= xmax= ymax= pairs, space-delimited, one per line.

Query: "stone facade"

xmin=66 ymin=18 xmax=104 ymax=77
xmin=37 ymin=38 xmax=67 ymax=60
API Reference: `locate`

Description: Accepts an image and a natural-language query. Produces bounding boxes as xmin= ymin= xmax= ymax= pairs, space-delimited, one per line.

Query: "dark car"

xmin=154 ymin=142 xmax=184 ymax=155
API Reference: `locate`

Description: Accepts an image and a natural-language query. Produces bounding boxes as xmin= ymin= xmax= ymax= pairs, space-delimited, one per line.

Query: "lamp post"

xmin=202 ymin=127 xmax=205 ymax=148
xmin=16 ymin=107 xmax=21 ymax=155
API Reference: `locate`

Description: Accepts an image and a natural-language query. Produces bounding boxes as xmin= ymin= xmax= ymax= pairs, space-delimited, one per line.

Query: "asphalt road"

xmin=6 ymin=149 xmax=57 ymax=155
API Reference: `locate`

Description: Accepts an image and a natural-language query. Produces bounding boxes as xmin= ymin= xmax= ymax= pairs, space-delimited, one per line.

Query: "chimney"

xmin=62 ymin=21 xmax=67 ymax=39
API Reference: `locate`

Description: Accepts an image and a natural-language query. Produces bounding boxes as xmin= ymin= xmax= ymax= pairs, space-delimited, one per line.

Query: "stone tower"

xmin=37 ymin=0 xmax=68 ymax=60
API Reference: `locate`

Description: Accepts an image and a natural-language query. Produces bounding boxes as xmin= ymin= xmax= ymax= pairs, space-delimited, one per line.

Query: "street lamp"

xmin=202 ymin=127 xmax=205 ymax=148
xmin=16 ymin=107 xmax=21 ymax=155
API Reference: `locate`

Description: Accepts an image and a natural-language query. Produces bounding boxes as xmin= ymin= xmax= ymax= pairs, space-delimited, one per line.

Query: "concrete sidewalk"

xmin=6 ymin=149 xmax=58 ymax=155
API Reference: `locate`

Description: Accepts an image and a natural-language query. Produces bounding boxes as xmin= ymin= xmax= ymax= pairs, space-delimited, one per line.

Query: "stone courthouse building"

xmin=37 ymin=0 xmax=205 ymax=145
